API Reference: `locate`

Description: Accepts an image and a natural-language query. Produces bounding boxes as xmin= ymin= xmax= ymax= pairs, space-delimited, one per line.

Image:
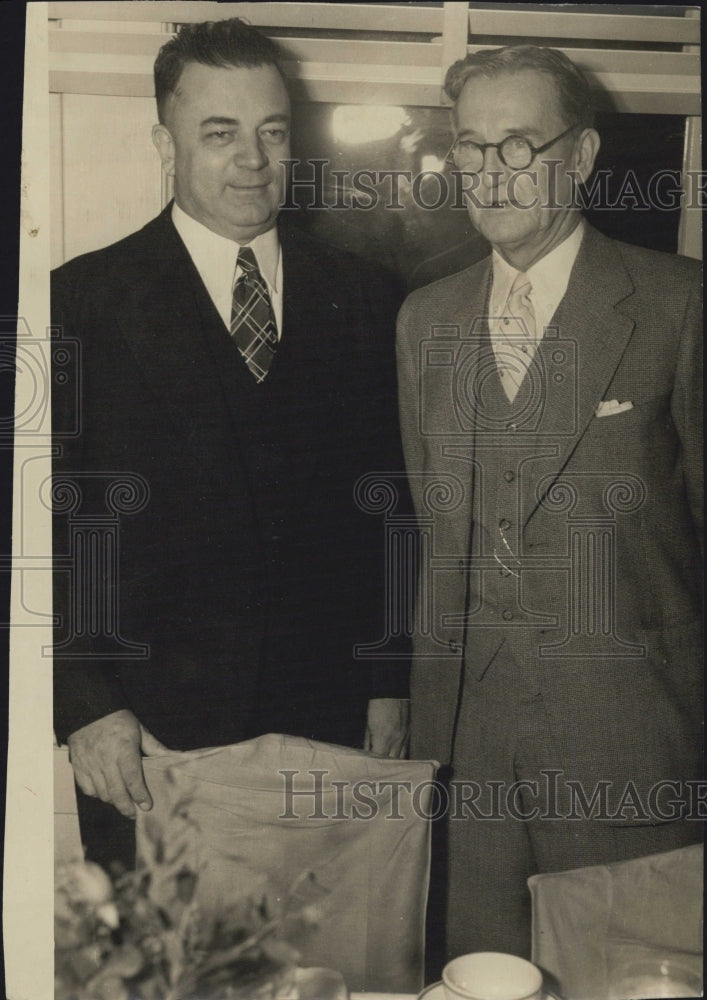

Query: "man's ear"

xmin=573 ymin=127 xmax=600 ymax=186
xmin=152 ymin=124 xmax=176 ymax=177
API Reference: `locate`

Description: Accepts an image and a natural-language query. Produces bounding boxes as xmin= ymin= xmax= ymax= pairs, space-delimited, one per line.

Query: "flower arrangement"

xmin=55 ymin=789 xmax=347 ymax=1000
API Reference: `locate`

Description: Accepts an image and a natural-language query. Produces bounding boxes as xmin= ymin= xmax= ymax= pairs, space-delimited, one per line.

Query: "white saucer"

xmin=418 ymin=984 xmax=445 ymax=1000
xmin=417 ymin=984 xmax=561 ymax=1000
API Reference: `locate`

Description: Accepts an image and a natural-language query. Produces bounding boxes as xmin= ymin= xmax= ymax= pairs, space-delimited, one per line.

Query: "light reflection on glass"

xmin=331 ymin=105 xmax=409 ymax=144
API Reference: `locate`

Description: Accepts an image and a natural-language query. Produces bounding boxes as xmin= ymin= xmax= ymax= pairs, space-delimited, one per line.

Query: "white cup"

xmin=443 ymin=952 xmax=544 ymax=1000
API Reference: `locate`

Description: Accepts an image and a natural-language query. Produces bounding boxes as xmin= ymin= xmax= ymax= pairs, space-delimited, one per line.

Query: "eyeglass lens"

xmin=454 ymin=136 xmax=533 ymax=170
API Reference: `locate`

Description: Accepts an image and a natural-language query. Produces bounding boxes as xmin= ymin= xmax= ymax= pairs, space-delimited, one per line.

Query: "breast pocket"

xmin=589 ymin=393 xmax=671 ymax=433
xmin=580 ymin=393 xmax=675 ymax=470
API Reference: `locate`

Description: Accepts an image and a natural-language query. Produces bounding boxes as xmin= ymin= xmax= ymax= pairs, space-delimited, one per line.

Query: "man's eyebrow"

xmin=259 ymin=114 xmax=290 ymax=127
xmin=200 ymin=116 xmax=239 ymax=128
xmin=455 ymin=126 xmax=545 ymax=140
xmin=507 ymin=126 xmax=544 ymax=140
xmin=199 ymin=114 xmax=290 ymax=128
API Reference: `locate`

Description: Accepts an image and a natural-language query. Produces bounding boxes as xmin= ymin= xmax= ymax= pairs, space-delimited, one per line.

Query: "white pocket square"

xmin=595 ymin=399 xmax=633 ymax=418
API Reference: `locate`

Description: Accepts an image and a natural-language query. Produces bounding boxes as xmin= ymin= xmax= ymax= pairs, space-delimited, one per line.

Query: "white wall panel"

xmin=59 ymin=93 xmax=162 ymax=264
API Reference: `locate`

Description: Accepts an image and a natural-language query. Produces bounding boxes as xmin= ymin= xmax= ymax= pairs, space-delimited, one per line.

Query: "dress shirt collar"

xmin=172 ymin=201 xmax=281 ymax=293
xmin=171 ymin=201 xmax=283 ymax=335
xmin=490 ymin=218 xmax=585 ymax=329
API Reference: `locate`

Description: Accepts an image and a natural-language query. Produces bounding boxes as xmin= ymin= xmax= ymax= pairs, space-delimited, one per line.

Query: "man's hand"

xmin=67 ymin=709 xmax=169 ymax=819
xmin=364 ymin=698 xmax=410 ymax=758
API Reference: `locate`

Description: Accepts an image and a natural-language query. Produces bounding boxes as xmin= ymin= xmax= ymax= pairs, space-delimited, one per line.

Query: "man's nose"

xmin=233 ymin=134 xmax=268 ymax=170
xmin=478 ymin=145 xmax=507 ymax=192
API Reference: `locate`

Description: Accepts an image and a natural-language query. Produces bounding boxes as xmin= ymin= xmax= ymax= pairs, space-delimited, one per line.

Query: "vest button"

xmin=449 ymin=640 xmax=459 ymax=653
xmin=502 ymin=610 xmax=514 ymax=621
xmin=503 ymin=470 xmax=515 ymax=483
xmin=499 ymin=518 xmax=511 ymax=531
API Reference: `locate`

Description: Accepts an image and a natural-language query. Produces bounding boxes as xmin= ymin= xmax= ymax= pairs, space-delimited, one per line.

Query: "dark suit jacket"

xmin=52 ymin=205 xmax=411 ymax=751
xmin=397 ymin=223 xmax=702 ymax=803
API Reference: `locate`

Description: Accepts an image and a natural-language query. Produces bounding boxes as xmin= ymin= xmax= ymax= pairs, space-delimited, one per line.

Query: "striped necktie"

xmin=497 ymin=272 xmax=537 ymax=402
xmin=230 ymin=246 xmax=278 ymax=383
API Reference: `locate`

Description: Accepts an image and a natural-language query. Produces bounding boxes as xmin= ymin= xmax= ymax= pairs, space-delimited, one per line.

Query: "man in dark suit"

xmin=397 ymin=45 xmax=702 ymax=960
xmin=53 ymin=18 xmax=411 ymax=864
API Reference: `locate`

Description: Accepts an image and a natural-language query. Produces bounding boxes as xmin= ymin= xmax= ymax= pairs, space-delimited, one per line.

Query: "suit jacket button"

xmin=499 ymin=518 xmax=511 ymax=531
xmin=503 ymin=471 xmax=515 ymax=483
xmin=502 ymin=610 xmax=514 ymax=621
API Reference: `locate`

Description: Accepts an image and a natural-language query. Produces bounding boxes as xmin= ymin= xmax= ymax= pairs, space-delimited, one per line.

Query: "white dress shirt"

xmin=488 ymin=219 xmax=585 ymax=392
xmin=172 ymin=202 xmax=283 ymax=338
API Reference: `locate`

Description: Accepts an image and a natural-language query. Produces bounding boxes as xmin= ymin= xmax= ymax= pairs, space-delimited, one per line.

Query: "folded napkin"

xmin=530 ymin=844 xmax=703 ymax=999
xmin=138 ymin=734 xmax=438 ymax=995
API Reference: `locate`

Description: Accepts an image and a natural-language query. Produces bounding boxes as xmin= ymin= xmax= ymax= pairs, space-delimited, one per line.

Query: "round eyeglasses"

xmin=445 ymin=123 xmax=578 ymax=172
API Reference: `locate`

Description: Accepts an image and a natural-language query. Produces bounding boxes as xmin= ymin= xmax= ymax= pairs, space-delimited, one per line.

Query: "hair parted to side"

xmin=444 ymin=45 xmax=595 ymax=129
xmin=154 ymin=18 xmax=286 ymax=123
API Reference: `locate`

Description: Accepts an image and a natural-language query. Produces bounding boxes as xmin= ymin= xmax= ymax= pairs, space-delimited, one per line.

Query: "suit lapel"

xmin=114 ymin=208 xmax=252 ymax=504
xmin=116 ymin=209 xmax=231 ymax=427
xmin=436 ymin=261 xmax=493 ymax=559
xmin=522 ymin=225 xmax=637 ymax=525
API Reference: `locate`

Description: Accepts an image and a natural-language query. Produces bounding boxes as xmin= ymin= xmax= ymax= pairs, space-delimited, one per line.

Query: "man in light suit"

xmin=53 ymin=18 xmax=411 ymax=865
xmin=397 ymin=46 xmax=702 ymax=960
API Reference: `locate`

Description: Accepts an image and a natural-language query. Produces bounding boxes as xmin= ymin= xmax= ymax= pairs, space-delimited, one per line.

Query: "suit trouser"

xmin=445 ymin=643 xmax=702 ymax=961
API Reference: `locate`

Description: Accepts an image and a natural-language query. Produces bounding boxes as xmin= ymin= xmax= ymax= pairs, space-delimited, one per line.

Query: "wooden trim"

xmin=677 ymin=118 xmax=702 ymax=260
xmin=254 ymin=37 xmax=442 ymax=67
xmin=468 ymin=6 xmax=701 ymax=45
xmin=50 ymin=30 xmax=701 ymax=80
xmin=466 ymin=45 xmax=700 ymax=79
xmin=440 ymin=2 xmax=470 ymax=103
xmin=50 ymin=29 xmax=168 ymax=56
xmin=49 ymin=0 xmax=700 ymax=46
xmin=50 ymin=28 xmax=444 ymax=66
xmin=50 ymin=92 xmax=65 ymax=268
xmin=50 ymin=67 xmax=445 ymax=107
xmin=50 ymin=71 xmax=155 ymax=98
xmin=49 ymin=2 xmax=444 ymax=33
xmin=591 ymin=72 xmax=699 ymax=116
xmin=677 ymin=6 xmax=702 ymax=259
xmin=289 ymin=77 xmax=443 ymax=107
xmin=51 ymin=52 xmax=155 ymax=76
xmin=49 ymin=32 xmax=701 ymax=81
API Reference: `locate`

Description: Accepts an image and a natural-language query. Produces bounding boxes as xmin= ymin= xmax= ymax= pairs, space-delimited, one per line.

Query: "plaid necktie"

xmin=497 ymin=272 xmax=537 ymax=402
xmin=230 ymin=246 xmax=278 ymax=383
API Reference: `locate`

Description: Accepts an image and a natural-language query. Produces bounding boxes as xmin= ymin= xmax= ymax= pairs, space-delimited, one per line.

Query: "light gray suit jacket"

xmin=397 ymin=223 xmax=702 ymax=807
